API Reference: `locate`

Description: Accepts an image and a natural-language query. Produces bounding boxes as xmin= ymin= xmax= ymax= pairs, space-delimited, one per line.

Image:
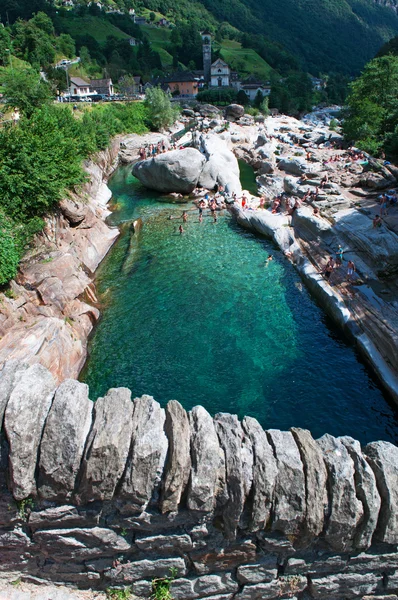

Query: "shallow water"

xmin=81 ymin=166 xmax=398 ymax=444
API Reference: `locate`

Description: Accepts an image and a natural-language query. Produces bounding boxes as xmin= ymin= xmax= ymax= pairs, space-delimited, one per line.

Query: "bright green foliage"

xmin=269 ymin=72 xmax=314 ymax=115
xmin=151 ymin=567 xmax=178 ymax=600
xmin=2 ymin=67 xmax=53 ymax=117
xmin=0 ymin=27 xmax=12 ymax=66
xmin=106 ymin=587 xmax=132 ymax=600
xmin=55 ymin=33 xmax=76 ymax=58
xmin=196 ymin=87 xmax=237 ymax=105
xmin=343 ymin=55 xmax=398 ymax=156
xmin=145 ymin=86 xmax=180 ymax=130
xmin=0 ymin=102 xmax=149 ymax=285
xmin=12 ymin=12 xmax=56 ymax=68
xmin=0 ymin=211 xmax=20 ymax=286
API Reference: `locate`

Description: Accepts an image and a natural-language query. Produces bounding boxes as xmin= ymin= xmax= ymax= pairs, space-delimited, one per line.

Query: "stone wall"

xmin=0 ymin=360 xmax=398 ymax=600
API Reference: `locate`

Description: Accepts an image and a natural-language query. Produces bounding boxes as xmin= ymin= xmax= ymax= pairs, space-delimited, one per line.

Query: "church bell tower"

xmin=202 ymin=31 xmax=212 ymax=84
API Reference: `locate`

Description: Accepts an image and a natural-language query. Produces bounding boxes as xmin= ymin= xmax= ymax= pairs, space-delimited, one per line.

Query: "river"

xmin=80 ymin=165 xmax=398 ymax=444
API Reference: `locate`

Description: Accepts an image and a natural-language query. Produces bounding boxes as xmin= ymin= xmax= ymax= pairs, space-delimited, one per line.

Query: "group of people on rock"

xmin=322 ymin=246 xmax=356 ymax=284
xmin=138 ymin=138 xmax=180 ymax=161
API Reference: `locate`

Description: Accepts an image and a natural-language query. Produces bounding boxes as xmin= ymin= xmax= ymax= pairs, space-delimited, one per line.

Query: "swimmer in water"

xmin=179 ymin=224 xmax=184 ymax=234
xmin=265 ymin=254 xmax=273 ymax=266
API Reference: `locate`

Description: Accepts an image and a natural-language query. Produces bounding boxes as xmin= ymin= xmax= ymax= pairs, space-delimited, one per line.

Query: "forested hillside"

xmin=140 ymin=0 xmax=398 ymax=75
xmin=2 ymin=0 xmax=398 ymax=76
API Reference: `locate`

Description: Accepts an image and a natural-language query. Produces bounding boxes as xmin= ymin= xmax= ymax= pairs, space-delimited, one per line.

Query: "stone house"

xmin=128 ymin=37 xmax=140 ymax=46
xmin=90 ymin=78 xmax=114 ymax=96
xmin=134 ymin=16 xmax=147 ymax=25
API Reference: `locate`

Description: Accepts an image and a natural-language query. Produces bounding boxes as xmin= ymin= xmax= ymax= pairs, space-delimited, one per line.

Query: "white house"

xmin=129 ymin=37 xmax=140 ymax=46
xmin=68 ymin=76 xmax=92 ymax=97
xmin=210 ymin=59 xmax=231 ymax=87
xmin=240 ymin=83 xmax=271 ymax=102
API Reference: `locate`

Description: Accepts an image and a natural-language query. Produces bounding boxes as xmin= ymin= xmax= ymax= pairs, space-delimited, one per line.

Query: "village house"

xmin=134 ymin=16 xmax=147 ymax=26
xmin=165 ymin=72 xmax=202 ymax=97
xmin=239 ymin=79 xmax=271 ymax=102
xmin=67 ymin=76 xmax=91 ymax=97
xmin=90 ymin=78 xmax=114 ymax=96
xmin=62 ymin=0 xmax=74 ymax=6
xmin=158 ymin=18 xmax=170 ymax=26
xmin=210 ymin=58 xmax=231 ymax=87
xmin=128 ymin=37 xmax=140 ymax=46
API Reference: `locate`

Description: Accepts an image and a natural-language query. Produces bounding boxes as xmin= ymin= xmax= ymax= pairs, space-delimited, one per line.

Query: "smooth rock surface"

xmin=340 ymin=436 xmax=381 ymax=550
xmin=242 ymin=417 xmax=277 ymax=531
xmin=38 ymin=380 xmax=93 ymax=501
xmin=267 ymin=429 xmax=306 ymax=537
xmin=77 ymin=388 xmax=134 ymax=503
xmin=132 ymin=149 xmax=206 ymax=194
xmin=317 ymin=434 xmax=364 ymax=552
xmin=161 ymin=400 xmax=191 ymax=514
xmin=120 ymin=395 xmax=167 ymax=512
xmin=4 ymin=364 xmax=56 ymax=500
xmin=291 ymin=427 xmax=328 ymax=540
xmin=188 ymin=406 xmax=221 ymax=512
xmin=364 ymin=441 xmax=398 ymax=544
xmin=214 ymin=414 xmax=245 ymax=539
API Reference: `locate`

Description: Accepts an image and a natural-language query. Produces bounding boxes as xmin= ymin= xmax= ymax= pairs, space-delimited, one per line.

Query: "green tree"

xmin=343 ymin=55 xmax=398 ymax=155
xmin=55 ymin=33 xmax=76 ymax=58
xmin=3 ymin=67 xmax=53 ymax=117
xmin=237 ymin=89 xmax=249 ymax=105
xmin=144 ymin=86 xmax=179 ymax=130
xmin=150 ymin=11 xmax=156 ymax=22
xmin=0 ymin=27 xmax=11 ymax=65
xmin=12 ymin=13 xmax=56 ymax=68
xmin=253 ymin=90 xmax=264 ymax=108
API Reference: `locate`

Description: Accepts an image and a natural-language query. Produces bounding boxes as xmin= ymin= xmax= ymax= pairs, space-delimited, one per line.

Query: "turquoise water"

xmin=81 ymin=166 xmax=398 ymax=444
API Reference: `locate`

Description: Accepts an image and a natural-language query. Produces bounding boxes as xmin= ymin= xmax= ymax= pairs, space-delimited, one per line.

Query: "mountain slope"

xmin=181 ymin=0 xmax=398 ymax=74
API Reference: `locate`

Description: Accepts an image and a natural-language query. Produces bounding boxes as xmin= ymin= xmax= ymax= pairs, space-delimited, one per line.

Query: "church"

xmin=210 ymin=58 xmax=231 ymax=87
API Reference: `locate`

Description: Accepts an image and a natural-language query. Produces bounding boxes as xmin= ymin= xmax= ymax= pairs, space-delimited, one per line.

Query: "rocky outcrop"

xmin=198 ymin=134 xmax=242 ymax=195
xmin=225 ymin=104 xmax=245 ymax=121
xmin=0 ymin=361 xmax=398 ymax=599
xmin=133 ymin=134 xmax=242 ymax=196
xmin=132 ymin=149 xmax=206 ymax=194
xmin=0 ymin=139 xmax=121 ymax=384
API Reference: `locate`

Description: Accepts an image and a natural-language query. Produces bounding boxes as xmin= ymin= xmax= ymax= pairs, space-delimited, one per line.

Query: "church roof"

xmin=211 ymin=58 xmax=229 ymax=67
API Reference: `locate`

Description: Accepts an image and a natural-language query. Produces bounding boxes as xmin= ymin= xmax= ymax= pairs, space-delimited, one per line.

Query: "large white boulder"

xmin=132 ymin=149 xmax=206 ymax=194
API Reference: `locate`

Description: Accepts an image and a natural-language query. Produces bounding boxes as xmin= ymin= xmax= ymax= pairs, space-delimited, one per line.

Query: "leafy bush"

xmin=0 ymin=212 xmax=20 ymax=286
xmin=0 ymin=101 xmax=149 ymax=284
xmin=145 ymin=87 xmax=180 ymax=130
xmin=343 ymin=55 xmax=398 ymax=157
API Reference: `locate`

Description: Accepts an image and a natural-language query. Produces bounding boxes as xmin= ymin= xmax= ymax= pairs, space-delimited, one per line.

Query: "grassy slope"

xmin=60 ymin=15 xmax=130 ymax=43
xmin=141 ymin=24 xmax=173 ymax=67
xmin=219 ymin=39 xmax=273 ymax=80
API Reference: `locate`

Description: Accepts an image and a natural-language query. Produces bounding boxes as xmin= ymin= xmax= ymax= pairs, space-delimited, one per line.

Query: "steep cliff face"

xmin=0 ymin=140 xmax=121 ymax=384
xmin=0 ymin=361 xmax=398 ymax=599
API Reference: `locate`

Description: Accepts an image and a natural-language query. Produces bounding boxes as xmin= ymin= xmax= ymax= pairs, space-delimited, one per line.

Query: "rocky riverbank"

xmin=0 ymin=132 xmax=168 ymax=384
xmin=224 ymin=112 xmax=398 ymax=404
xmin=0 ymin=360 xmax=398 ymax=599
xmin=118 ymin=105 xmax=398 ymax=404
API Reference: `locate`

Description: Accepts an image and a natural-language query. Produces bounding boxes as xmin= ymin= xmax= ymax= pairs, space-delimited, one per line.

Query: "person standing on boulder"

xmin=335 ymin=245 xmax=344 ymax=266
xmin=347 ymin=260 xmax=356 ymax=281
